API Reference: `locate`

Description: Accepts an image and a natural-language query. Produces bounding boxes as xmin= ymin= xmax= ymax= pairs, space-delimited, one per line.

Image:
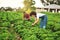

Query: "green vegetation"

xmin=23 ymin=0 xmax=36 ymax=13
xmin=0 ymin=11 xmax=60 ymax=40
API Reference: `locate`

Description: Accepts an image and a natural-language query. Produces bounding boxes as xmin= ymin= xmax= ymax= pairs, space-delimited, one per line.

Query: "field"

xmin=0 ymin=11 xmax=60 ymax=40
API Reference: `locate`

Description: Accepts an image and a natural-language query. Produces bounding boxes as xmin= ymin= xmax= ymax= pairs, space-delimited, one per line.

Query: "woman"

xmin=23 ymin=12 xmax=30 ymax=21
xmin=30 ymin=11 xmax=47 ymax=28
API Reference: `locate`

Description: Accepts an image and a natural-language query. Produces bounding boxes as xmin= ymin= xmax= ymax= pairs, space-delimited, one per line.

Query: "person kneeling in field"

xmin=30 ymin=11 xmax=47 ymax=28
xmin=23 ymin=12 xmax=30 ymax=21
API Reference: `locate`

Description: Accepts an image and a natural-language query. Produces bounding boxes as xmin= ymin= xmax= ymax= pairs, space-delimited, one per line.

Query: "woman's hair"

xmin=30 ymin=11 xmax=36 ymax=17
xmin=23 ymin=11 xmax=25 ymax=14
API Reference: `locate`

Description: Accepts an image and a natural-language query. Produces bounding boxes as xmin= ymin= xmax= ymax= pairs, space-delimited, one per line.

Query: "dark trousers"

xmin=40 ymin=15 xmax=47 ymax=28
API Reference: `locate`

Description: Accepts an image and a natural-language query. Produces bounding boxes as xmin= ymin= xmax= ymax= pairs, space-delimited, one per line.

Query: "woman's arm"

xmin=32 ymin=18 xmax=39 ymax=25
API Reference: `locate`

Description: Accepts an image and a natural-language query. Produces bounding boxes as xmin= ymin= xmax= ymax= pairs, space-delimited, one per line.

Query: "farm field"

xmin=0 ymin=11 xmax=60 ymax=40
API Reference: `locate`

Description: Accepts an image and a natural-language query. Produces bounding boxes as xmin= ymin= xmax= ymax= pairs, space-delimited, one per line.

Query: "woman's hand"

xmin=32 ymin=19 xmax=39 ymax=26
xmin=32 ymin=23 xmax=35 ymax=26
